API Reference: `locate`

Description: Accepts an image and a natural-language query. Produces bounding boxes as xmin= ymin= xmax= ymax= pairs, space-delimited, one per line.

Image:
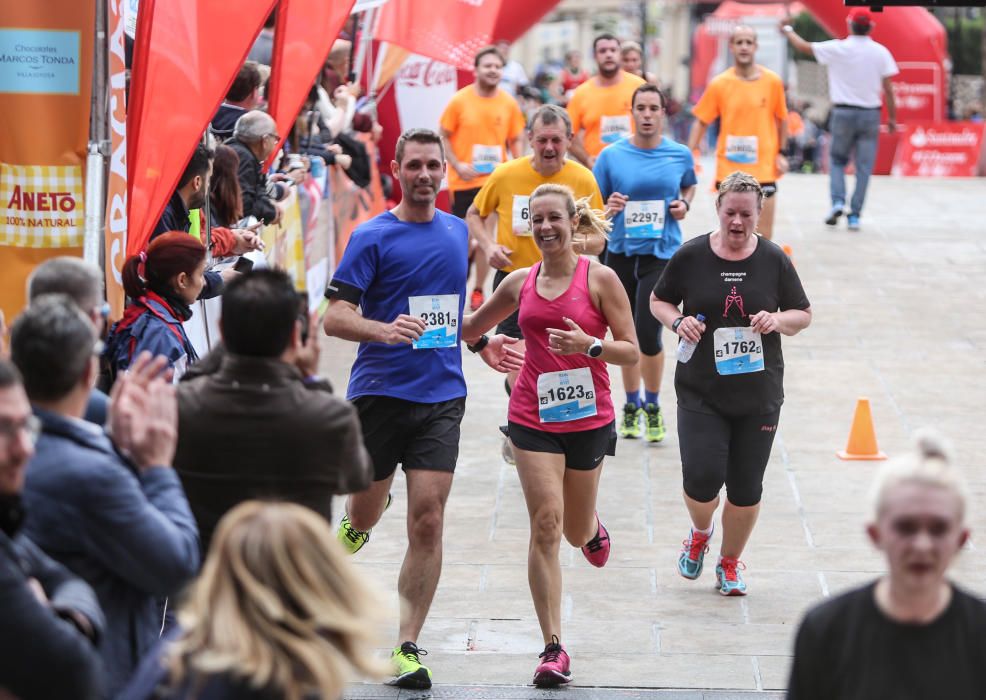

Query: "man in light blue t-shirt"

xmin=323 ymin=128 xmax=521 ymax=690
xmin=593 ymin=83 xmax=697 ymax=443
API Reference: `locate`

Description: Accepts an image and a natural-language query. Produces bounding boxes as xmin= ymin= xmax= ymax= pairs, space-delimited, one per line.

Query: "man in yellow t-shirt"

xmin=566 ymin=34 xmax=646 ymax=167
xmin=466 ymin=104 xmax=604 ymax=463
xmin=688 ymin=25 xmax=788 ymax=240
xmin=440 ymin=46 xmax=526 ymax=310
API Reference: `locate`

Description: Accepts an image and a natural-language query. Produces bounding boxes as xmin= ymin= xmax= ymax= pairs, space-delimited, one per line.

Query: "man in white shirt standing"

xmin=497 ymin=40 xmax=529 ymax=97
xmin=782 ymin=9 xmax=898 ymax=231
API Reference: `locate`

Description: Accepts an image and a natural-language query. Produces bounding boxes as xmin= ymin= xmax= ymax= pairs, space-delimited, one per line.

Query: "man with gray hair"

xmin=26 ymin=257 xmax=110 ymax=425
xmin=227 ymin=110 xmax=285 ymax=225
xmin=466 ymin=104 xmax=605 ymax=461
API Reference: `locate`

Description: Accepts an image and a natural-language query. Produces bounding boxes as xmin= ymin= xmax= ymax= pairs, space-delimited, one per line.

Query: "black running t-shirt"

xmin=653 ymin=233 xmax=809 ymax=416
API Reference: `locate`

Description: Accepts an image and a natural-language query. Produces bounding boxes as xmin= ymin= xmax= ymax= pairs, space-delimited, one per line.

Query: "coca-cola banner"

xmin=892 ymin=122 xmax=985 ymax=178
xmin=393 ymin=54 xmax=458 ymax=132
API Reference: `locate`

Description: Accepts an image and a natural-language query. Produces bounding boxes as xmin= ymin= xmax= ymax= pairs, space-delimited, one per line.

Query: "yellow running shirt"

xmin=439 ymin=86 xmax=526 ymax=192
xmin=473 ymin=156 xmax=603 ymax=272
xmin=567 ymin=71 xmax=646 ymax=158
xmin=692 ymin=66 xmax=788 ymax=184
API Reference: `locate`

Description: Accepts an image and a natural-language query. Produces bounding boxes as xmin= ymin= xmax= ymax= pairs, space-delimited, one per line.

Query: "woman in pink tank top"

xmin=462 ymin=184 xmax=638 ymax=688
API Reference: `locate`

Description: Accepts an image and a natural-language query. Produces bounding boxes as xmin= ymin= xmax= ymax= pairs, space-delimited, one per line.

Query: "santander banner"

xmin=892 ymin=122 xmax=986 ymax=178
xmin=891 ymin=63 xmax=943 ymax=123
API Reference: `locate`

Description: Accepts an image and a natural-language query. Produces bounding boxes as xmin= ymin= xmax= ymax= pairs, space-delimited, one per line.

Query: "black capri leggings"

xmin=678 ymin=406 xmax=781 ymax=507
xmin=604 ymin=250 xmax=666 ymax=356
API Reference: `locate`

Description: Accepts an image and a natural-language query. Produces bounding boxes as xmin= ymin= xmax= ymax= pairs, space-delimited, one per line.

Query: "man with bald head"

xmin=227 ymin=110 xmax=284 ymax=225
xmin=688 ymin=25 xmax=788 ymax=240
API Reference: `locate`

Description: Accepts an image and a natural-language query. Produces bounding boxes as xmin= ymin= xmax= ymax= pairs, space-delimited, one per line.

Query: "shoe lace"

xmin=682 ymin=532 xmax=710 ymax=561
xmin=538 ymin=635 xmax=563 ymax=662
xmin=343 ymin=523 xmax=365 ymax=544
xmin=400 ymin=642 xmax=428 ymax=662
xmin=719 ymin=557 xmax=746 ymax=581
xmin=585 ymin=528 xmax=609 ymax=553
xmin=622 ymin=404 xmax=638 ymax=427
xmin=646 ymin=406 xmax=662 ymax=428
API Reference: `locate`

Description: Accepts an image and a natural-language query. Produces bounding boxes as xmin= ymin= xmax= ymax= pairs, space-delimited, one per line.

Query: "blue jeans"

xmin=828 ymin=107 xmax=881 ymax=216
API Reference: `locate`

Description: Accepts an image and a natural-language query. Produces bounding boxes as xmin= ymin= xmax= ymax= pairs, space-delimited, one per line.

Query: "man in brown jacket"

xmin=175 ymin=269 xmax=371 ymax=553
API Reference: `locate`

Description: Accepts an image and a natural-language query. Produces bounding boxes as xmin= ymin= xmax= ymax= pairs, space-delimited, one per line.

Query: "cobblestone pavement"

xmin=319 ymin=171 xmax=986 ymax=696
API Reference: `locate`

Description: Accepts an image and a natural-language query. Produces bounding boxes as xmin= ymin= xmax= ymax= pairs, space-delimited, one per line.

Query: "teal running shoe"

xmin=677 ymin=528 xmax=712 ymax=580
xmin=715 ymin=556 xmax=748 ymax=596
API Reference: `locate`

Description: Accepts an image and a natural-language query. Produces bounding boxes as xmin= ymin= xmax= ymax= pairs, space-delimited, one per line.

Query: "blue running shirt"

xmin=593 ymin=137 xmax=697 ymax=259
xmin=328 ymin=210 xmax=468 ymax=403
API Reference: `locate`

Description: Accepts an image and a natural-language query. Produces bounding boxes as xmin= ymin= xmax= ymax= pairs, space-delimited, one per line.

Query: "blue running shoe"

xmin=677 ymin=528 xmax=712 ymax=580
xmin=825 ymin=204 xmax=844 ymax=226
xmin=715 ymin=557 xmax=748 ymax=596
xmin=847 ymin=214 xmax=860 ymax=231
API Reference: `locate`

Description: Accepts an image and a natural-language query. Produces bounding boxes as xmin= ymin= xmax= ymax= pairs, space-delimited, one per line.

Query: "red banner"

xmin=104 ymin=0 xmax=128 ymax=318
xmin=891 ymin=63 xmax=944 ymax=124
xmin=267 ymin=0 xmax=356 ymax=165
xmin=891 ymin=122 xmax=985 ymax=178
xmin=126 ymin=0 xmax=277 ymax=256
xmin=376 ymin=0 xmax=504 ymax=71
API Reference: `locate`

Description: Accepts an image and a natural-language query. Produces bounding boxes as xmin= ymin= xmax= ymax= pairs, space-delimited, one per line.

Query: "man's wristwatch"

xmin=585 ymin=337 xmax=603 ymax=358
xmin=782 ymin=24 xmax=794 ymax=33
xmin=671 ymin=316 xmax=685 ymax=333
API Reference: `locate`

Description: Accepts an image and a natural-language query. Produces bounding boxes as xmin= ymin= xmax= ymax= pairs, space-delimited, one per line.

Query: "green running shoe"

xmin=336 ymin=493 xmax=392 ymax=555
xmin=390 ymin=641 xmax=432 ymax=689
xmin=618 ymin=402 xmax=643 ymax=439
xmin=644 ymin=403 xmax=666 ymax=443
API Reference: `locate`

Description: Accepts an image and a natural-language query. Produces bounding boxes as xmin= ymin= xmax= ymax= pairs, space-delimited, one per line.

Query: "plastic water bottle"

xmin=676 ymin=314 xmax=706 ymax=364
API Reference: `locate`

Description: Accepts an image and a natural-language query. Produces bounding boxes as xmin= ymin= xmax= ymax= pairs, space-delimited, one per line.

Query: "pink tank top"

xmin=508 ymin=256 xmax=615 ymax=433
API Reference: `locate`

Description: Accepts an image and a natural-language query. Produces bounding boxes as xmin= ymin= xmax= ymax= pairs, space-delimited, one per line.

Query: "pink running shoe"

xmin=533 ymin=635 xmax=571 ymax=687
xmin=580 ymin=514 xmax=611 ymax=568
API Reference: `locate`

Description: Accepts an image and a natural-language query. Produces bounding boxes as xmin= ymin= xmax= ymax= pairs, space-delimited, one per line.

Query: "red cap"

xmin=847 ymin=8 xmax=873 ymax=26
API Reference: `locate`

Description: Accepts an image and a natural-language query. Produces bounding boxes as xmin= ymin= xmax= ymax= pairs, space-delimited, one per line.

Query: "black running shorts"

xmin=353 ymin=395 xmax=465 ymax=481
xmin=677 ymin=406 xmax=781 ymax=507
xmin=506 ymin=421 xmax=617 ymax=471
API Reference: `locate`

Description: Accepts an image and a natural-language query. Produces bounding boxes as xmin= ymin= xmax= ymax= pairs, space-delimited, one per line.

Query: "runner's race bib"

xmin=713 ymin=327 xmax=764 ymax=375
xmin=409 ymin=294 xmax=460 ymax=349
xmin=725 ymin=135 xmax=758 ymax=164
xmin=600 ymin=115 xmax=632 ymax=144
xmin=512 ymin=195 xmax=531 ymax=235
xmin=472 ymin=144 xmax=502 ymax=174
xmin=624 ymin=200 xmax=665 ymax=239
xmin=537 ymin=367 xmax=597 ymax=423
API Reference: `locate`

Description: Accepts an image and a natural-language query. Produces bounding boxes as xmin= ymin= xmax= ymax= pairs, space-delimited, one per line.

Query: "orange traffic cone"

xmin=837 ymin=397 xmax=887 ymax=460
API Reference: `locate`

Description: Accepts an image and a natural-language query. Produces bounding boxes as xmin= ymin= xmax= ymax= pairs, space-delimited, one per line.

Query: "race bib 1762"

xmin=713 ymin=326 xmax=764 ymax=375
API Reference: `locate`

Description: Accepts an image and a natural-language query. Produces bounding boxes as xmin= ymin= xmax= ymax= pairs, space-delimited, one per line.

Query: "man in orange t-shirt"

xmin=440 ymin=46 xmax=526 ymax=310
xmin=566 ymin=34 xmax=646 ymax=167
xmin=688 ymin=26 xmax=789 ymax=240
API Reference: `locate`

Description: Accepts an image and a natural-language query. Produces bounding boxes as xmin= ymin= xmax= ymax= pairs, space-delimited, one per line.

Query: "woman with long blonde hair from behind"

xmin=120 ymin=501 xmax=387 ymax=700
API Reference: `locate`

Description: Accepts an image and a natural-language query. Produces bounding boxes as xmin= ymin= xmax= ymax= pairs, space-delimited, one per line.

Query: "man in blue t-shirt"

xmin=323 ymin=128 xmax=521 ymax=690
xmin=593 ymin=84 xmax=697 ymax=444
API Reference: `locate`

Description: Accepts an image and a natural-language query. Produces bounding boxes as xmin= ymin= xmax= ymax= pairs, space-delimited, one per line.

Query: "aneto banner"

xmin=0 ymin=0 xmax=94 ymax=322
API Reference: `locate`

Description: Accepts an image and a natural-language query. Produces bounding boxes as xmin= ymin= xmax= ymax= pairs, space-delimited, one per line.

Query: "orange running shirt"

xmin=439 ymin=85 xmax=526 ymax=192
xmin=566 ymin=71 xmax=646 ymax=158
xmin=691 ymin=66 xmax=788 ymax=183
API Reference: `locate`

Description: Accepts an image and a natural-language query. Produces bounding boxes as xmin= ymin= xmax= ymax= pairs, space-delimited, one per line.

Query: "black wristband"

xmin=671 ymin=316 xmax=685 ymax=332
xmin=466 ymin=335 xmax=490 ymax=353
xmin=681 ymin=199 xmax=691 ymax=212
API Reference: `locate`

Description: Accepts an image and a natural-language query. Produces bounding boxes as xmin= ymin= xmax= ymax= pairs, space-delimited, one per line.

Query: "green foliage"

xmin=790 ymin=12 xmax=833 ymax=63
xmin=940 ymin=15 xmax=983 ymax=75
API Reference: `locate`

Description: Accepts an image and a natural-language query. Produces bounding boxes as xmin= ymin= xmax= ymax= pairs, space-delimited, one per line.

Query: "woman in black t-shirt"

xmin=788 ymin=432 xmax=986 ymax=699
xmin=650 ymin=172 xmax=811 ymax=596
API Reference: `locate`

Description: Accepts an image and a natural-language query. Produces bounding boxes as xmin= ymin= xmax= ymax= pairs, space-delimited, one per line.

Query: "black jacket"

xmin=0 ymin=495 xmax=105 ymax=699
xmin=175 ymin=352 xmax=371 ymax=553
xmin=149 ymin=191 xmax=224 ymax=299
xmin=226 ymin=138 xmax=279 ymax=224
xmin=210 ymin=103 xmax=248 ymax=141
